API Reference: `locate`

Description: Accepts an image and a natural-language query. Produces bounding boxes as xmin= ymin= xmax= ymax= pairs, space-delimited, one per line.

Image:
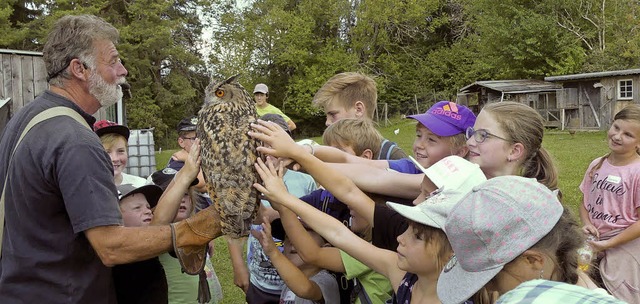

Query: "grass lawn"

xmin=155 ymin=118 xmax=610 ymax=303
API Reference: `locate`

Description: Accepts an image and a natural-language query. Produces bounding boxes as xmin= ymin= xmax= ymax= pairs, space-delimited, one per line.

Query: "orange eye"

xmin=215 ymin=89 xmax=225 ymax=97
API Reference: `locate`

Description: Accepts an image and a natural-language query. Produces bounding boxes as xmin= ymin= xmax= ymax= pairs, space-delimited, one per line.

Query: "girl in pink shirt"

xmin=579 ymin=104 xmax=640 ymax=302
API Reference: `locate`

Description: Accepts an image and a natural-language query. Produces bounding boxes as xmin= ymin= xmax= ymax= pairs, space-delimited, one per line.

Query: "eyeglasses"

xmin=465 ymin=127 xmax=511 ymax=143
xmin=182 ymin=136 xmax=197 ymax=141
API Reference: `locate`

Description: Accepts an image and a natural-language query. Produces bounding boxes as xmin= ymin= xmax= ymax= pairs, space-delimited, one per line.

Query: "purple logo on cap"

xmin=431 ymin=102 xmax=462 ymax=121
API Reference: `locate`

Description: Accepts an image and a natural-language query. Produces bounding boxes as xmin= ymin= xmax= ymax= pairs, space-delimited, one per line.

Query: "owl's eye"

xmin=215 ymin=89 xmax=225 ymax=97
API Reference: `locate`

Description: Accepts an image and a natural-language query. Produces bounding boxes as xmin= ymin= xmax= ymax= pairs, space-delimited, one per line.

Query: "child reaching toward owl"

xmin=252 ymin=215 xmax=339 ymax=303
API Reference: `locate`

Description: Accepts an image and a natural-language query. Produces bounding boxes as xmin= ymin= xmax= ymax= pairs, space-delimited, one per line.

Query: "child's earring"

xmin=507 ymin=157 xmax=511 ymax=162
xmin=539 ymin=269 xmax=544 ymax=279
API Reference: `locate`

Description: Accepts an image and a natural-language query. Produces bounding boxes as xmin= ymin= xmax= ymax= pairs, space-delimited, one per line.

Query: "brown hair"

xmin=589 ymin=104 xmax=640 ymax=179
xmin=322 ymin=118 xmax=384 ymax=157
xmin=471 ymin=207 xmax=582 ymax=303
xmin=313 ymin=72 xmax=377 ymax=119
xmin=530 ymin=207 xmax=583 ymax=284
xmin=44 ymin=15 xmax=119 ymax=86
xmin=407 ymin=220 xmax=453 ymax=272
xmin=482 ymin=102 xmax=558 ymax=190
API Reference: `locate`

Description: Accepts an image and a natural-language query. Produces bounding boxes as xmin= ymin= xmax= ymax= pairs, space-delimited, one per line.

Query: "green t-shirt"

xmin=256 ymin=104 xmax=292 ymax=122
xmin=158 ymin=253 xmax=223 ymax=303
xmin=340 ymin=250 xmax=393 ymax=304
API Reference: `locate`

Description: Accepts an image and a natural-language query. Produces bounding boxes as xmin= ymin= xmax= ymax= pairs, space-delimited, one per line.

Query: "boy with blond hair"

xmin=322 ymin=119 xmax=383 ymax=160
xmin=312 ymin=72 xmax=407 ymax=160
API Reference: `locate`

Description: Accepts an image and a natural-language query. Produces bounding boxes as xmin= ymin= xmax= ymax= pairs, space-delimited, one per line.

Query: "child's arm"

xmin=253 ymin=158 xmax=404 ymax=287
xmin=311 ymin=145 xmax=390 ymax=169
xmin=327 ymin=163 xmax=423 ymax=200
xmin=249 ymin=121 xmax=378 ymax=220
xmin=252 ymin=218 xmax=324 ymax=302
xmin=227 ymin=238 xmax=249 ymax=293
xmin=152 ymin=139 xmax=201 ymax=225
xmin=171 ymin=146 xmax=208 ymax=193
xmin=276 ymin=204 xmax=346 ymax=272
xmin=590 ymin=207 xmax=640 ymax=252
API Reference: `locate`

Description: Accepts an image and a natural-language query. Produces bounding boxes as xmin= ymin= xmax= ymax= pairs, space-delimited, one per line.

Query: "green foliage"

xmin=1 ymin=0 xmax=639 ymax=142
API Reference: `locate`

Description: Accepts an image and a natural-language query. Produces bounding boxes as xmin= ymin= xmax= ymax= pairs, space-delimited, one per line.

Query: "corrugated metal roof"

xmin=0 ymin=48 xmax=43 ymax=56
xmin=545 ymin=69 xmax=640 ymax=82
xmin=459 ymin=79 xmax=562 ymax=93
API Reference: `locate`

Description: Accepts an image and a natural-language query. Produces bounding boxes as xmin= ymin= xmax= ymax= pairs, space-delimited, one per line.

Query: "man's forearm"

xmin=85 ymin=225 xmax=172 ymax=266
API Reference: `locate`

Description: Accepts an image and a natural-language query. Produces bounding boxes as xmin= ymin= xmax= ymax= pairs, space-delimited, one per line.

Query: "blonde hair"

xmin=99 ymin=133 xmax=128 ymax=150
xmin=313 ymin=72 xmax=377 ymax=119
xmin=322 ymin=118 xmax=383 ymax=157
xmin=447 ymin=133 xmax=469 ymax=158
xmin=589 ymin=104 xmax=640 ymax=179
xmin=482 ymin=102 xmax=558 ymax=190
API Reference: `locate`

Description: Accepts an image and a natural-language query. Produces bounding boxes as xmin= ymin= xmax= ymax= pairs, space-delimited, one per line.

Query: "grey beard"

xmin=89 ymin=71 xmax=123 ymax=108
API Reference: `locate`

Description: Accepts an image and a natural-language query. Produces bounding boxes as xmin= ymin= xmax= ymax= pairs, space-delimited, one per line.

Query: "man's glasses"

xmin=182 ymin=136 xmax=197 ymax=141
xmin=465 ymin=127 xmax=511 ymax=143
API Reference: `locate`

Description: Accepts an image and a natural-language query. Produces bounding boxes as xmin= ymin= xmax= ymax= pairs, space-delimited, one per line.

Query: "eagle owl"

xmin=197 ymin=75 xmax=260 ymax=239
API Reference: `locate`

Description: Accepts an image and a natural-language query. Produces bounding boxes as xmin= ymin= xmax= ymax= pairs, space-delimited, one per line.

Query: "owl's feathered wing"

xmin=197 ymin=75 xmax=260 ymax=239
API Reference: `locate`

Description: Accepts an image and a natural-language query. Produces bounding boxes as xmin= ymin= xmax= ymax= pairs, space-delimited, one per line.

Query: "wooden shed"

xmin=545 ymin=69 xmax=640 ymax=130
xmin=0 ymin=48 xmax=121 ymax=133
xmin=0 ymin=48 xmax=48 ymax=131
xmin=457 ymin=79 xmax=564 ymax=128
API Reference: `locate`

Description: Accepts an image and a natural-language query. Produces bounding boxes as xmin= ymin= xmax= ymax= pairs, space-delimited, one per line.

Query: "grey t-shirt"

xmin=279 ymin=270 xmax=340 ymax=304
xmin=0 ymin=91 xmax=122 ymax=303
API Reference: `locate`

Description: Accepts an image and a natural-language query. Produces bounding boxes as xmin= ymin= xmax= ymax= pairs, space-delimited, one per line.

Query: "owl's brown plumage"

xmin=197 ymin=75 xmax=260 ymax=239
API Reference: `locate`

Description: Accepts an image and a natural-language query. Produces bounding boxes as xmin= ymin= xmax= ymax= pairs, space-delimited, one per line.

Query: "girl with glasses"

xmin=465 ymin=101 xmax=558 ymax=191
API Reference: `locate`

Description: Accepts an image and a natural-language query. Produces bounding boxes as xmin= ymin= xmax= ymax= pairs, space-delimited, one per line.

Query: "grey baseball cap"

xmin=437 ymin=176 xmax=563 ymax=304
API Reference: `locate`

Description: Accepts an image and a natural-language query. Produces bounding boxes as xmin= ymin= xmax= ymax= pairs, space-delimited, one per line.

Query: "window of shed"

xmin=618 ymin=79 xmax=633 ymax=100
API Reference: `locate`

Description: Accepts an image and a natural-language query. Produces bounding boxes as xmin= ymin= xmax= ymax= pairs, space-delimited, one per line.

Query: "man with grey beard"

xmin=0 ymin=15 xmax=220 ymax=303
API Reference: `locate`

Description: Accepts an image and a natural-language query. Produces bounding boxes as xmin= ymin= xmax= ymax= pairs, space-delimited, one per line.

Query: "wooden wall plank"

xmin=21 ymin=56 xmax=35 ymax=106
xmin=33 ymin=57 xmax=47 ymax=96
xmin=10 ymin=55 xmax=23 ymax=115
xmin=0 ymin=54 xmax=4 ymax=99
xmin=1 ymin=54 xmax=11 ymax=101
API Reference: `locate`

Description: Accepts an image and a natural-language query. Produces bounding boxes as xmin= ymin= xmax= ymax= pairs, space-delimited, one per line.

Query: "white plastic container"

xmin=126 ymin=128 xmax=156 ymax=178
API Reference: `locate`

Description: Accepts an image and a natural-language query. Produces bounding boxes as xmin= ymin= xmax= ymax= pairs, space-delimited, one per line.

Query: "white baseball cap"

xmin=253 ymin=83 xmax=268 ymax=94
xmin=386 ymin=155 xmax=487 ymax=230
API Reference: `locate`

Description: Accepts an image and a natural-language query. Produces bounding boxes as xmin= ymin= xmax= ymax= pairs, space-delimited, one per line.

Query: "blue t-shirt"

xmin=247 ymin=169 xmax=316 ymax=294
xmin=387 ymin=158 xmax=421 ymax=174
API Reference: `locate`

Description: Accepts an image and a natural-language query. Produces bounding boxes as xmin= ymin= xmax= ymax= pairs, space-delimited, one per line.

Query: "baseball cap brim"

xmin=386 ymin=201 xmax=444 ymax=229
xmin=118 ymin=184 xmax=163 ymax=209
xmin=95 ymin=125 xmax=130 ymax=140
xmin=408 ymin=112 xmax=462 ymax=137
xmin=437 ymin=256 xmax=504 ymax=304
xmin=151 ymin=168 xmax=199 ymax=191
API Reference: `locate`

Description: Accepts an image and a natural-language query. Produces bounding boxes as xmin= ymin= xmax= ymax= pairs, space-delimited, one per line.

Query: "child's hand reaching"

xmin=254 ymin=158 xmax=290 ymax=210
xmin=182 ymin=139 xmax=201 ymax=182
xmin=251 ymin=216 xmax=278 ymax=256
xmin=249 ymin=119 xmax=305 ymax=159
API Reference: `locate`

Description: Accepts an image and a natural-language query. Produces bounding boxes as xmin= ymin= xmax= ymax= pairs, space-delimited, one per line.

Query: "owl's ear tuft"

xmin=225 ymin=74 xmax=241 ymax=84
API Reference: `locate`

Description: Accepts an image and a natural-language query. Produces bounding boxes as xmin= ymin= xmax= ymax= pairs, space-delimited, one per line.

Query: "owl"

xmin=197 ymin=75 xmax=261 ymax=239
